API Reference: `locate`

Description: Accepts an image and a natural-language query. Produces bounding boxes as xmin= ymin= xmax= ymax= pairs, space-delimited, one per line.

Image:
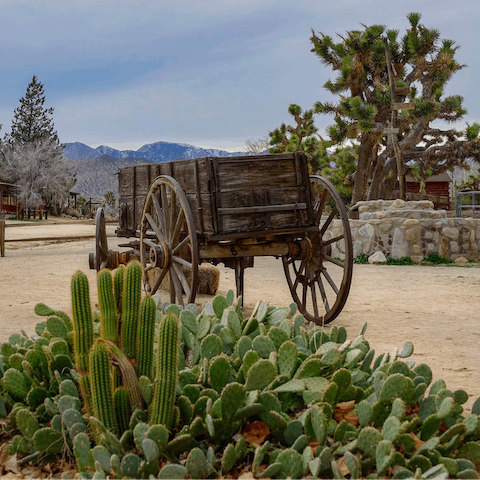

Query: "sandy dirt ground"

xmin=1 ymin=219 xmax=479 ymax=413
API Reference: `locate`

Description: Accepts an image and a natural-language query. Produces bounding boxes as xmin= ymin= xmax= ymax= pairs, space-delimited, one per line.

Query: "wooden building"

xmin=0 ymin=182 xmax=20 ymax=217
xmin=404 ymin=172 xmax=453 ymax=209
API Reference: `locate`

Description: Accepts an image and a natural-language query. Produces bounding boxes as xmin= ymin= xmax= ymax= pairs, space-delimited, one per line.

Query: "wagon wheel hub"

xmin=149 ymin=242 xmax=169 ymax=269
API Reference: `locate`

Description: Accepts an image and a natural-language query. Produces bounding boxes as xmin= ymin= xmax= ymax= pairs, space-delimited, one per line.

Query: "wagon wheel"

xmin=89 ymin=207 xmax=109 ymax=271
xmin=282 ymin=175 xmax=353 ymax=325
xmin=140 ymin=176 xmax=199 ymax=307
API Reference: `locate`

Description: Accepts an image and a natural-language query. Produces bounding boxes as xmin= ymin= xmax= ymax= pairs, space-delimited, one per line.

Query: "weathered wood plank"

xmin=218 ymin=203 xmax=307 ymax=215
xmin=391 ymin=102 xmax=415 ymax=111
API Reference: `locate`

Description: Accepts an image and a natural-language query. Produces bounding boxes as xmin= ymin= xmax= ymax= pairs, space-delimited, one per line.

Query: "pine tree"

xmin=6 ymin=75 xmax=60 ymax=146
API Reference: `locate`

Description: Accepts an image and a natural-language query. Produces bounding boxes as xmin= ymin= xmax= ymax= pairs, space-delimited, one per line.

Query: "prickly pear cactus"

xmin=0 ymin=269 xmax=478 ymax=480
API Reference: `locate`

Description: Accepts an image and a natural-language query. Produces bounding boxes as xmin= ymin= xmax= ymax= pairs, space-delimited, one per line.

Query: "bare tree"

xmin=0 ymin=139 xmax=74 ymax=214
xmin=245 ymin=137 xmax=270 ymax=154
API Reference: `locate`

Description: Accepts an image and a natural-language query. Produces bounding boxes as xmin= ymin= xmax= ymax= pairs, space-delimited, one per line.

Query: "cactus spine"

xmin=90 ymin=341 xmax=117 ymax=434
xmin=97 ymin=269 xmax=117 ymax=342
xmin=120 ymin=261 xmax=142 ymax=359
xmin=71 ymin=271 xmax=94 ymax=415
xmin=149 ymin=313 xmax=180 ymax=428
xmin=136 ymin=296 xmax=156 ymax=379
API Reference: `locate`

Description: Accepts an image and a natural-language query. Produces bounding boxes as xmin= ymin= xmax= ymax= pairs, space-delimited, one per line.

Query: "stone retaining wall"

xmin=328 ymin=199 xmax=480 ymax=262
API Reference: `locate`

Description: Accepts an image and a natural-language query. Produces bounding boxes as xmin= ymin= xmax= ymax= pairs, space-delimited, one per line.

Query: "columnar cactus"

xmin=136 ymin=296 xmax=156 ymax=379
xmin=90 ymin=340 xmax=117 ymax=434
xmin=97 ymin=269 xmax=117 ymax=342
xmin=149 ymin=313 xmax=180 ymax=428
xmin=113 ymin=265 xmax=125 ymax=319
xmin=71 ymin=270 xmax=94 ymax=414
xmin=120 ymin=261 xmax=142 ymax=359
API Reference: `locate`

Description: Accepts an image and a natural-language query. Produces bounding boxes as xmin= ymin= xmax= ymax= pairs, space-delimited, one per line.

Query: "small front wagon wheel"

xmin=140 ymin=176 xmax=199 ymax=307
xmin=282 ymin=175 xmax=353 ymax=325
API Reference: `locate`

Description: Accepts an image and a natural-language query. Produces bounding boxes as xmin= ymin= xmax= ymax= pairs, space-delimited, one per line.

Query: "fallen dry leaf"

xmin=337 ymin=456 xmax=350 ymax=476
xmin=242 ymin=421 xmax=270 ymax=446
xmin=410 ymin=432 xmax=425 ymax=453
xmin=334 ymin=400 xmax=356 ymax=423
xmin=345 ymin=412 xmax=359 ymax=426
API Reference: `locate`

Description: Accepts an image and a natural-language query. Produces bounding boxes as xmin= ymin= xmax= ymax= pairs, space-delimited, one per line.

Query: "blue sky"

xmin=0 ymin=0 xmax=479 ymax=152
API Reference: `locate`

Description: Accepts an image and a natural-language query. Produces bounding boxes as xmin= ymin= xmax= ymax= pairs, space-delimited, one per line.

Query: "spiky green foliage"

xmin=270 ymin=13 xmax=480 ymax=205
xmin=90 ymin=341 xmax=117 ymax=434
xmin=136 ymin=296 xmax=156 ymax=379
xmin=120 ymin=261 xmax=142 ymax=359
xmin=149 ymin=313 xmax=181 ymax=428
xmin=71 ymin=270 xmax=94 ymax=415
xmin=97 ymin=269 xmax=117 ymax=342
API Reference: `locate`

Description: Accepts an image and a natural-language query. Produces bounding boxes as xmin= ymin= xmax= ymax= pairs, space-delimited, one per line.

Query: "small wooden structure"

xmin=90 ymin=153 xmax=354 ymax=325
xmin=405 ymin=172 xmax=452 ymax=209
xmin=0 ymin=182 xmax=20 ymax=217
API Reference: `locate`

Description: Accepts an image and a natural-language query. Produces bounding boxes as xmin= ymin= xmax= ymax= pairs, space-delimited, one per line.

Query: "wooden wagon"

xmin=90 ymin=152 xmax=353 ymax=324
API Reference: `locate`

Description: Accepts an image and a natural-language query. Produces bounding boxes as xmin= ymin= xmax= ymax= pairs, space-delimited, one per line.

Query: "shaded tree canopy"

xmin=269 ymin=13 xmax=480 ymax=205
xmin=5 ymin=75 xmax=60 ymax=146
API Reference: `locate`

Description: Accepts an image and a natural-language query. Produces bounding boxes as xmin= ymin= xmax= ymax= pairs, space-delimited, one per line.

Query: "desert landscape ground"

xmin=1 ymin=218 xmax=479 ymax=414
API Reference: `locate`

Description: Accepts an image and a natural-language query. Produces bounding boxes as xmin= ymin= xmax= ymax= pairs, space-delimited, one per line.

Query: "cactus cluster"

xmin=0 ymin=265 xmax=478 ymax=479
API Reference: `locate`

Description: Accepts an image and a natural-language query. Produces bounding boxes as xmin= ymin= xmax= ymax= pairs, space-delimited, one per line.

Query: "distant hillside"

xmin=69 ymin=154 xmax=153 ymax=200
xmin=64 ymin=140 xmax=253 ymax=162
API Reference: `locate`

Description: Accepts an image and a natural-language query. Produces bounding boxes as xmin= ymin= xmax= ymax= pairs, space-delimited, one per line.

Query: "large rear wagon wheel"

xmin=282 ymin=175 xmax=353 ymax=325
xmin=140 ymin=176 xmax=199 ymax=307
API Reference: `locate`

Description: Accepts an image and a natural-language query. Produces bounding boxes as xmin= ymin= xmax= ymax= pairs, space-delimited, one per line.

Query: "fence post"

xmin=1 ymin=214 xmax=5 ymax=258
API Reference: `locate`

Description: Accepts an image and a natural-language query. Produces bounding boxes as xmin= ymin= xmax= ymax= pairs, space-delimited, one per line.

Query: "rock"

xmin=418 ymin=200 xmax=434 ymax=209
xmin=411 ymin=255 xmax=424 ymax=263
xmin=391 ymin=228 xmax=409 ymax=259
xmin=413 ymin=244 xmax=421 ymax=254
xmin=442 ymin=227 xmax=459 ymax=240
xmin=353 ymin=241 xmax=363 ymax=258
xmin=450 ymin=241 xmax=459 ymax=254
xmin=439 ymin=237 xmax=449 ymax=258
xmin=454 ymin=256 xmax=468 ymax=265
xmin=405 ymin=226 xmax=421 ymax=243
xmin=359 ymin=223 xmax=375 ymax=238
xmin=392 ymin=199 xmax=407 ymax=208
xmin=403 ymin=219 xmax=420 ymax=226
xmin=368 ymin=251 xmax=387 ymax=264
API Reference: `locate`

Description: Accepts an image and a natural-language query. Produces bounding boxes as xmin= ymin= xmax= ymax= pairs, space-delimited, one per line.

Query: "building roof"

xmin=0 ymin=182 xmax=21 ymax=188
xmin=406 ymin=172 xmax=452 ymax=183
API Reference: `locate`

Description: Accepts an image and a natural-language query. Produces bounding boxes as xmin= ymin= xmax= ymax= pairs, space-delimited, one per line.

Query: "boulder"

xmin=368 ymin=251 xmax=387 ymax=264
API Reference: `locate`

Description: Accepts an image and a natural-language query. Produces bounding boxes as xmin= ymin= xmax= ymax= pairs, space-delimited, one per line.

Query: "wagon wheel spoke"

xmin=151 ymin=193 xmax=165 ymax=232
xmin=140 ymin=176 xmax=199 ymax=304
xmin=172 ymin=255 xmax=193 ymax=269
xmin=323 ymin=233 xmax=344 ymax=246
xmin=170 ymin=208 xmax=186 ymax=246
xmin=169 ymin=265 xmax=184 ymax=306
xmin=313 ymin=190 xmax=329 ymax=222
xmin=319 ymin=205 xmax=338 ymax=236
xmin=160 ymin=183 xmax=170 ymax=239
xmin=323 ymin=254 xmax=345 ymax=269
xmin=172 ymin=262 xmax=191 ymax=300
xmin=317 ymin=276 xmax=330 ymax=313
xmin=172 ymin=235 xmax=191 ymax=256
xmin=151 ymin=267 xmax=168 ymax=295
xmin=145 ymin=212 xmax=165 ymax=243
xmin=282 ymin=175 xmax=353 ymax=325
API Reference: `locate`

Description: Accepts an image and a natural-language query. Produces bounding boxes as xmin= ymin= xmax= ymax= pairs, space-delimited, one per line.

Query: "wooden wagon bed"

xmin=116 ymin=152 xmax=315 ymax=241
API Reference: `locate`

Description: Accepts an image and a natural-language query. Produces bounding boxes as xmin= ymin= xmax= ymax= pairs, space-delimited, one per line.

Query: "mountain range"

xmin=68 ymin=154 xmax=153 ymax=200
xmin=63 ymin=140 xmax=252 ymax=162
xmin=65 ymin=140 xmax=258 ymax=201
